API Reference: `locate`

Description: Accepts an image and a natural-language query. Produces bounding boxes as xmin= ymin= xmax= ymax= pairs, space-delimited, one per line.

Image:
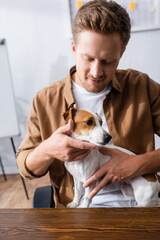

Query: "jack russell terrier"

xmin=63 ymin=104 xmax=160 ymax=208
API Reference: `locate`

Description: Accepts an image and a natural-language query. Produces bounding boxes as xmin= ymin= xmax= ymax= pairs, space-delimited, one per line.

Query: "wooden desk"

xmin=0 ymin=208 xmax=160 ymax=239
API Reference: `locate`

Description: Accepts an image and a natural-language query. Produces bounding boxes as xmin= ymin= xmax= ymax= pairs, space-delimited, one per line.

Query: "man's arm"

xmin=25 ymin=119 xmax=98 ymax=176
xmin=84 ymin=147 xmax=160 ymax=199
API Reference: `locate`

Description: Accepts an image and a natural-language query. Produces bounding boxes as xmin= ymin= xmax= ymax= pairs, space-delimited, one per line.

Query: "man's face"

xmin=72 ymin=31 xmax=124 ymax=93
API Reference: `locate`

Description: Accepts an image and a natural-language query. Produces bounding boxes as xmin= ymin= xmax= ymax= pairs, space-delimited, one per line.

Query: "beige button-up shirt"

xmin=16 ymin=66 xmax=160 ymax=207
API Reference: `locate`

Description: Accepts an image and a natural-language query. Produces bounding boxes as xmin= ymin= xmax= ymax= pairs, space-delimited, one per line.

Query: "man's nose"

xmin=90 ymin=61 xmax=103 ymax=79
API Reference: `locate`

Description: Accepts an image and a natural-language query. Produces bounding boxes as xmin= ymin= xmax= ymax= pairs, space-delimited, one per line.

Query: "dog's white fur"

xmin=64 ymin=109 xmax=160 ymax=208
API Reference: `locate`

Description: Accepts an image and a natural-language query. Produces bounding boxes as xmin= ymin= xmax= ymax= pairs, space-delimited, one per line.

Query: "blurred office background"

xmin=0 ymin=0 xmax=160 ymax=175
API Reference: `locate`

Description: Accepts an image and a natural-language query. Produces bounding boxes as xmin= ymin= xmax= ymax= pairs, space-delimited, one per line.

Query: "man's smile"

xmin=88 ymin=77 xmax=105 ymax=85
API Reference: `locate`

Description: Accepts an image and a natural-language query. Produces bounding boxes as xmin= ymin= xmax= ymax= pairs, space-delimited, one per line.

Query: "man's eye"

xmin=101 ymin=59 xmax=107 ymax=65
xmin=83 ymin=56 xmax=93 ymax=62
xmin=86 ymin=119 xmax=93 ymax=125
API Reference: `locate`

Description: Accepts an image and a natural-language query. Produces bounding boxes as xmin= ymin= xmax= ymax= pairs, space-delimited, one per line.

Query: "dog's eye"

xmin=86 ymin=119 xmax=93 ymax=125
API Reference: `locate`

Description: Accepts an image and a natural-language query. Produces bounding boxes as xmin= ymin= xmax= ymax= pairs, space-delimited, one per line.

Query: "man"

xmin=17 ymin=0 xmax=160 ymax=208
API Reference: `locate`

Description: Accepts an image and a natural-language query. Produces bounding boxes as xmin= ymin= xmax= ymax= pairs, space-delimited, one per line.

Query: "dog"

xmin=63 ymin=105 xmax=160 ymax=208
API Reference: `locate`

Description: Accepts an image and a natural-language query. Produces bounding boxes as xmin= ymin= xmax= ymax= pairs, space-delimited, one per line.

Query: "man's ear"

xmin=63 ymin=107 xmax=77 ymax=122
xmin=120 ymin=47 xmax=126 ymax=58
xmin=71 ymin=40 xmax=76 ymax=56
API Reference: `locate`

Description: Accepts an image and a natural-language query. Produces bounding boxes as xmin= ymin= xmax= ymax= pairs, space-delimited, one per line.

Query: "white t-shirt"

xmin=72 ymin=80 xmax=136 ymax=207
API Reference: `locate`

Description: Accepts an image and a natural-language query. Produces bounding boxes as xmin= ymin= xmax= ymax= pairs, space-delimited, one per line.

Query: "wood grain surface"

xmin=0 ymin=208 xmax=160 ymax=239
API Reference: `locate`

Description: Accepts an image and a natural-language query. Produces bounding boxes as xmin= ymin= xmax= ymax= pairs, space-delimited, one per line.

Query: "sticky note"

xmin=150 ymin=7 xmax=155 ymax=13
xmin=130 ymin=2 xmax=136 ymax=10
xmin=77 ymin=1 xmax=83 ymax=8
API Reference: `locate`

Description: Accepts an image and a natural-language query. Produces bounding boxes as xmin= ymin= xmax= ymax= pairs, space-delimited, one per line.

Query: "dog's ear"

xmin=63 ymin=105 xmax=77 ymax=122
xmin=95 ymin=113 xmax=103 ymax=125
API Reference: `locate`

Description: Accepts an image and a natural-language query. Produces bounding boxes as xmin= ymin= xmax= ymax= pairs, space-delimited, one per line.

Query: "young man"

xmin=17 ymin=0 xmax=160 ymax=208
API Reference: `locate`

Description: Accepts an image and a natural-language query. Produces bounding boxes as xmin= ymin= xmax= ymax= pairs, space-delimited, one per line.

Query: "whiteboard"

xmin=0 ymin=39 xmax=20 ymax=139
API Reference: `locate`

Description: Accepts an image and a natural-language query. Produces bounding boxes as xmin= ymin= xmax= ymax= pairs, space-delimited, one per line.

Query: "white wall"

xmin=119 ymin=30 xmax=160 ymax=84
xmin=0 ymin=0 xmax=159 ymax=174
xmin=0 ymin=0 xmax=74 ymax=174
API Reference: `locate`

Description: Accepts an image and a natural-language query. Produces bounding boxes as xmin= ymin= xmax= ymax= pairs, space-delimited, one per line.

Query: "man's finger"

xmin=70 ymin=149 xmax=91 ymax=161
xmin=99 ymin=146 xmax=118 ymax=156
xmin=88 ymin=175 xmax=111 ymax=199
xmin=68 ymin=137 xmax=99 ymax=150
xmin=83 ymin=167 xmax=106 ymax=188
xmin=56 ymin=119 xmax=74 ymax=135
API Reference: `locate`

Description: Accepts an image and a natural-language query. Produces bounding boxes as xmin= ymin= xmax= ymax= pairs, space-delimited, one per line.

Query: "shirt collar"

xmin=64 ymin=66 xmax=76 ymax=108
xmin=112 ymin=72 xmax=122 ymax=92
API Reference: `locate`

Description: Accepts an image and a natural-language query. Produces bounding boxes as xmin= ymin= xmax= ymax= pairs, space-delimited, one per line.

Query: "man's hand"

xmin=26 ymin=119 xmax=98 ymax=176
xmin=43 ymin=119 xmax=98 ymax=162
xmin=83 ymin=147 xmax=143 ymax=199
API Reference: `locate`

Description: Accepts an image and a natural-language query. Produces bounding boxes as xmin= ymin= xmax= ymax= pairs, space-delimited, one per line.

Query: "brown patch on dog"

xmin=73 ymin=110 xmax=96 ymax=135
xmin=63 ymin=108 xmax=98 ymax=135
xmin=143 ymin=173 xmax=157 ymax=182
xmin=96 ymin=113 xmax=103 ymax=126
xmin=63 ymin=107 xmax=77 ymax=121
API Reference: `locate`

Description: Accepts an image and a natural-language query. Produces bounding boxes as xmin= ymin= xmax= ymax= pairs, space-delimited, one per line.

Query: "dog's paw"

xmin=67 ymin=201 xmax=78 ymax=208
xmin=80 ymin=198 xmax=91 ymax=208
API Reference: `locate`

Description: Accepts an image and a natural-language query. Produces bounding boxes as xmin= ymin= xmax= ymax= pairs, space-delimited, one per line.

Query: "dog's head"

xmin=63 ymin=104 xmax=112 ymax=146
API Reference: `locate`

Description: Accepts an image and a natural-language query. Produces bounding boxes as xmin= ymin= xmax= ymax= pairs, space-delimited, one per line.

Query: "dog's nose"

xmin=103 ymin=134 xmax=112 ymax=144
